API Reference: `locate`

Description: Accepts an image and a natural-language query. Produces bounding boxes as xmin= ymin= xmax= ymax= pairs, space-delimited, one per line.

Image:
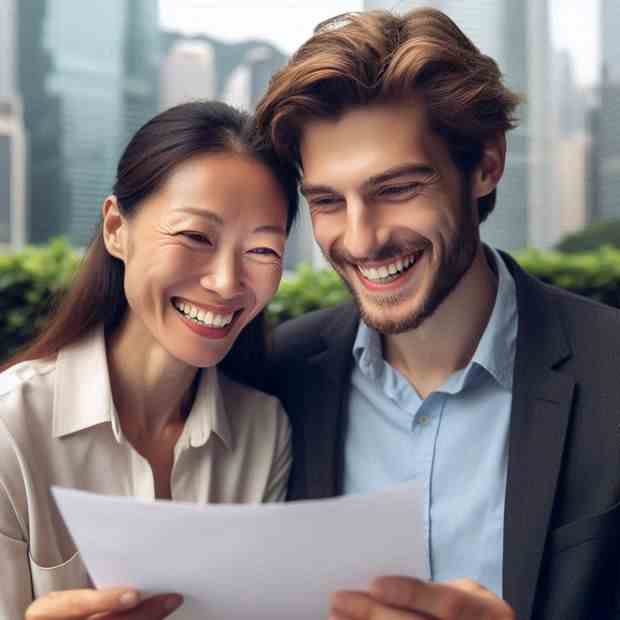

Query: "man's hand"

xmin=25 ymin=587 xmax=183 ymax=620
xmin=329 ymin=576 xmax=516 ymax=620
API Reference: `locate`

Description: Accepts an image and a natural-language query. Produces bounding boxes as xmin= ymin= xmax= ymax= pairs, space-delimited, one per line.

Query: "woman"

xmin=0 ymin=101 xmax=299 ymax=619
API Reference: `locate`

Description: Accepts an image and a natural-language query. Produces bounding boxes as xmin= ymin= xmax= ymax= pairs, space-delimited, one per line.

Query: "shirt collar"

xmin=470 ymin=246 xmax=518 ymax=390
xmin=352 ymin=246 xmax=518 ymax=391
xmin=53 ymin=327 xmax=232 ymax=449
xmin=181 ymin=366 xmax=232 ymax=450
xmin=53 ymin=325 xmax=123 ymax=441
xmin=352 ymin=319 xmax=383 ymax=380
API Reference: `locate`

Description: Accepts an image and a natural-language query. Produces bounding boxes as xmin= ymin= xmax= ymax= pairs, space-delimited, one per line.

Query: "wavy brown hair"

xmin=2 ymin=101 xmax=299 ymax=386
xmin=256 ymin=8 xmax=521 ymax=223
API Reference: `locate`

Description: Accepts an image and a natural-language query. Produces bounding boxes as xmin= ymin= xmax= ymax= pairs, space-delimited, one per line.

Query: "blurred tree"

xmin=556 ymin=218 xmax=620 ymax=253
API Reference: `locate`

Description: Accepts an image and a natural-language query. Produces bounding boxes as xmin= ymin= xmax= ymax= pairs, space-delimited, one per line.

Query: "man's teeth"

xmin=358 ymin=254 xmax=418 ymax=282
xmin=173 ymin=300 xmax=234 ymax=327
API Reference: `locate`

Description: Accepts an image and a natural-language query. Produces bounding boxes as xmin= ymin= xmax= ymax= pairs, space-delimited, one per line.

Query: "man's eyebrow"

xmin=173 ymin=206 xmax=285 ymax=235
xmin=300 ymin=183 xmax=335 ymax=197
xmin=364 ymin=163 xmax=437 ymax=188
xmin=300 ymin=163 xmax=437 ymax=197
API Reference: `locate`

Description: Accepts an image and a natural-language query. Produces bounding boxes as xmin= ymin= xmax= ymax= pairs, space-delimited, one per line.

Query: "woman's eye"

xmin=249 ymin=247 xmax=280 ymax=258
xmin=181 ymin=231 xmax=211 ymax=244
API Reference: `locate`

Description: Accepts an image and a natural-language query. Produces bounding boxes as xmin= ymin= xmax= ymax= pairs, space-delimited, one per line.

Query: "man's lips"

xmin=351 ymin=249 xmax=426 ymax=292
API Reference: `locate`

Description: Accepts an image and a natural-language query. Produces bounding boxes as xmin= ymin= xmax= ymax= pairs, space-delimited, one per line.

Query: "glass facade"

xmin=0 ymin=134 xmax=11 ymax=243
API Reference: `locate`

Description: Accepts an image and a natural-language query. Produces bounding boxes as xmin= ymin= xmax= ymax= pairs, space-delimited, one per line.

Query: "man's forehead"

xmin=299 ymin=101 xmax=441 ymax=188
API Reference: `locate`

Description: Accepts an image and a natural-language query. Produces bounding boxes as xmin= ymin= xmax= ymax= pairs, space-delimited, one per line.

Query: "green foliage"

xmin=0 ymin=238 xmax=80 ymax=360
xmin=6 ymin=240 xmax=620 ymax=364
xmin=556 ymin=218 xmax=620 ymax=253
xmin=266 ymin=262 xmax=350 ymax=325
xmin=515 ymin=245 xmax=620 ymax=307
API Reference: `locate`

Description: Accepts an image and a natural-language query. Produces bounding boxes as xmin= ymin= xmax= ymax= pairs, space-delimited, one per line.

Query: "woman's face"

xmin=104 ymin=152 xmax=288 ymax=368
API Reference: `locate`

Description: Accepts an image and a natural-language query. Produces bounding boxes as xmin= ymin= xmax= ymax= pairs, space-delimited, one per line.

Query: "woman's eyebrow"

xmin=175 ymin=206 xmax=224 ymax=225
xmin=253 ymin=224 xmax=286 ymax=235
xmin=174 ymin=207 xmax=285 ymax=236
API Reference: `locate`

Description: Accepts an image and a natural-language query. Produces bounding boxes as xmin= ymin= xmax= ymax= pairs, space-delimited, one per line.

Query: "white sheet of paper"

xmin=52 ymin=483 xmax=428 ymax=620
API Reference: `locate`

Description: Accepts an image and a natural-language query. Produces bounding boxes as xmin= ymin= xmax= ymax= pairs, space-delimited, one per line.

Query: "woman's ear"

xmin=472 ymin=133 xmax=506 ymax=200
xmin=102 ymin=196 xmax=127 ymax=262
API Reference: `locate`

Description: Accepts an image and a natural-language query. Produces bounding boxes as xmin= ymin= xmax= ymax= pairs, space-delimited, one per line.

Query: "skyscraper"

xmin=364 ymin=0 xmax=554 ymax=250
xmin=14 ymin=0 xmax=161 ymax=246
xmin=160 ymin=40 xmax=217 ymax=109
xmin=549 ymin=51 xmax=590 ymax=240
xmin=16 ymin=0 xmax=67 ymax=244
xmin=222 ymin=45 xmax=286 ymax=111
xmin=598 ymin=0 xmax=620 ymax=221
xmin=0 ymin=0 xmax=26 ymax=247
xmin=40 ymin=0 xmax=160 ymax=246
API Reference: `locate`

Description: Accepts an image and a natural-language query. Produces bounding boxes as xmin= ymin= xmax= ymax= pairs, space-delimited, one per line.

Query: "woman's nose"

xmin=199 ymin=252 xmax=244 ymax=300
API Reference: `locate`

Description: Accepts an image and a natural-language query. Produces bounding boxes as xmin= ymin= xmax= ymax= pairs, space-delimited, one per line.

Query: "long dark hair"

xmin=2 ymin=101 xmax=299 ymax=387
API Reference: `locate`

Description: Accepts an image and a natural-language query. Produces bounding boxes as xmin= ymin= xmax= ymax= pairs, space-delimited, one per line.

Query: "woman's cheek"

xmin=252 ymin=263 xmax=283 ymax=308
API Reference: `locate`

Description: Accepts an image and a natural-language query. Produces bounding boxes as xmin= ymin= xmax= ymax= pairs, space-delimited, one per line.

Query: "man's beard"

xmin=327 ymin=186 xmax=480 ymax=335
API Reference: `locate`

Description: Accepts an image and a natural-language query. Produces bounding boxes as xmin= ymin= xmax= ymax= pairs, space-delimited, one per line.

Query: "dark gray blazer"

xmin=267 ymin=252 xmax=620 ymax=620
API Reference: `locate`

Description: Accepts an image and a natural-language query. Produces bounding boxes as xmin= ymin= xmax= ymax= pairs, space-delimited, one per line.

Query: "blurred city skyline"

xmin=159 ymin=0 xmax=601 ymax=86
xmin=1 ymin=0 xmax=618 ymax=268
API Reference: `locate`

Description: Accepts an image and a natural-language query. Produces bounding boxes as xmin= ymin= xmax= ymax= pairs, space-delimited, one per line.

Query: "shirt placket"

xmin=407 ymin=392 xmax=445 ymax=580
xmin=129 ymin=445 xmax=155 ymax=500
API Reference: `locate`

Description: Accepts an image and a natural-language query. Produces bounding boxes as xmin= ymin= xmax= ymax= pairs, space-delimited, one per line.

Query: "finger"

xmin=111 ymin=593 xmax=183 ymax=620
xmin=370 ymin=577 xmax=514 ymax=620
xmin=26 ymin=587 xmax=141 ymax=620
xmin=330 ymin=590 xmax=429 ymax=620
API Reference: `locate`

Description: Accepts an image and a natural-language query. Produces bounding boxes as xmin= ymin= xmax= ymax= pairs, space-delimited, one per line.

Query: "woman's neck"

xmin=105 ymin=313 xmax=199 ymax=440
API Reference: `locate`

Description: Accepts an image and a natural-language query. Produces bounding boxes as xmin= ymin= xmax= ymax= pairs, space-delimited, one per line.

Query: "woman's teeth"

xmin=357 ymin=253 xmax=419 ymax=282
xmin=173 ymin=299 xmax=234 ymax=327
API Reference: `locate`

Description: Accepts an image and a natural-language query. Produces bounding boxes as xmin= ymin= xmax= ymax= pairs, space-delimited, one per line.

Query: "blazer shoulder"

xmin=270 ymin=303 xmax=356 ymax=365
xmin=544 ymin=282 xmax=620 ymax=339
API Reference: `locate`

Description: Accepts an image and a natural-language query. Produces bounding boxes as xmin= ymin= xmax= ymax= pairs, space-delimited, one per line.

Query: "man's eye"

xmin=378 ymin=183 xmax=421 ymax=197
xmin=308 ymin=196 xmax=343 ymax=211
xmin=181 ymin=232 xmax=211 ymax=244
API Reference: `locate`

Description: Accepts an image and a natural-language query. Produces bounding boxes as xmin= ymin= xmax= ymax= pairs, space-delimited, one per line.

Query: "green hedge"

xmin=0 ymin=238 xmax=80 ymax=360
xmin=4 ymin=240 xmax=620 ymax=361
xmin=515 ymin=246 xmax=620 ymax=308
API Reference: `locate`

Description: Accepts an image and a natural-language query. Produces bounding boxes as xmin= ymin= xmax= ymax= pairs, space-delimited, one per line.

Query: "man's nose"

xmin=342 ymin=199 xmax=380 ymax=260
xmin=199 ymin=251 xmax=244 ymax=300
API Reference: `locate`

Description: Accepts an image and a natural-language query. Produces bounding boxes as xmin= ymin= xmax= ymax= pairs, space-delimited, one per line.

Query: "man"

xmin=255 ymin=7 xmax=620 ymax=620
xmin=27 ymin=8 xmax=619 ymax=620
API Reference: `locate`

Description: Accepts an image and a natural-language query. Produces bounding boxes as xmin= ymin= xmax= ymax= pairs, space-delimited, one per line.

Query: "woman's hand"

xmin=25 ymin=587 xmax=183 ymax=619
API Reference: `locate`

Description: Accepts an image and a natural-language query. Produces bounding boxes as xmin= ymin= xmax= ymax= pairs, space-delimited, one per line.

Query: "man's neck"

xmin=383 ymin=245 xmax=498 ymax=399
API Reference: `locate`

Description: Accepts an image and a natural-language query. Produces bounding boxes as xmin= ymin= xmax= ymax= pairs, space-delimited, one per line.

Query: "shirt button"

xmin=417 ymin=415 xmax=430 ymax=426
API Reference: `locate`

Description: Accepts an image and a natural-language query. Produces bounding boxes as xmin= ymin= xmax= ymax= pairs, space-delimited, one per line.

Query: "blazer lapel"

xmin=300 ymin=303 xmax=359 ymax=499
xmin=501 ymin=254 xmax=575 ymax=620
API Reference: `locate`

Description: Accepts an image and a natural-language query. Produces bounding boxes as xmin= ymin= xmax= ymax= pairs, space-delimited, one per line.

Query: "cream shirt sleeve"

xmin=0 ymin=418 xmax=33 ymax=619
xmin=262 ymin=403 xmax=292 ymax=502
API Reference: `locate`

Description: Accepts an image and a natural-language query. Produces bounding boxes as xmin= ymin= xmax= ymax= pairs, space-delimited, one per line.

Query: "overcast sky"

xmin=160 ymin=0 xmax=600 ymax=86
xmin=159 ymin=0 xmax=363 ymax=54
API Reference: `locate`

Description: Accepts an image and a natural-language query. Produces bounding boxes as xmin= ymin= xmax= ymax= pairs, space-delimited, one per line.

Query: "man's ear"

xmin=102 ymin=196 xmax=127 ymax=262
xmin=472 ymin=133 xmax=506 ymax=200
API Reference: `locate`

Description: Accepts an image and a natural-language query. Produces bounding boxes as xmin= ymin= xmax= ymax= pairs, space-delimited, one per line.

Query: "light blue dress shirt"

xmin=344 ymin=247 xmax=518 ymax=597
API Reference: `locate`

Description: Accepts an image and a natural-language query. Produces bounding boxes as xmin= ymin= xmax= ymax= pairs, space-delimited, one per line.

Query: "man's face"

xmin=299 ymin=100 xmax=481 ymax=334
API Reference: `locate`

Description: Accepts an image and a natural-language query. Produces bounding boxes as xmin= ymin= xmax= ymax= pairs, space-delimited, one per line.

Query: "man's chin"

xmin=355 ymin=297 xmax=430 ymax=335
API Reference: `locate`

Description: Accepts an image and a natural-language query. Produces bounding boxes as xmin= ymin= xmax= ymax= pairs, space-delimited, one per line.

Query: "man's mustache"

xmin=330 ymin=240 xmax=429 ymax=266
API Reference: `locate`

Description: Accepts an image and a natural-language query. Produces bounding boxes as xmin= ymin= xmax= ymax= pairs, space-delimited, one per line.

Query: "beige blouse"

xmin=0 ymin=327 xmax=291 ymax=619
